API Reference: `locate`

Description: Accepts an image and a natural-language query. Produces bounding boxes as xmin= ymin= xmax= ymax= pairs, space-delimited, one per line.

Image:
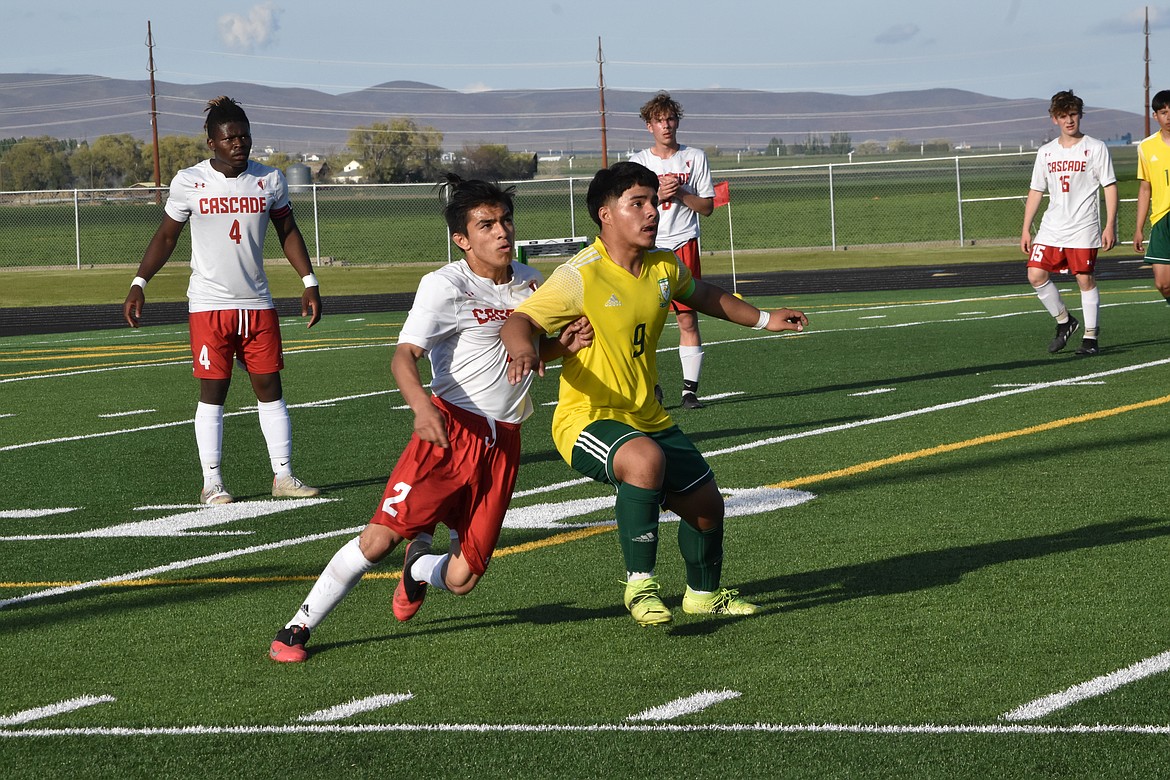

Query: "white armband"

xmin=302 ymin=273 xmax=319 ymax=288
xmin=131 ymin=276 xmax=148 ymax=290
xmin=751 ymin=310 xmax=770 ymax=330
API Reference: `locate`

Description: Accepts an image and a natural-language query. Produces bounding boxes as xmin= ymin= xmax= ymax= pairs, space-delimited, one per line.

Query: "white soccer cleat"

xmin=272 ymin=474 xmax=320 ymax=498
xmin=200 ymin=483 xmax=234 ymax=505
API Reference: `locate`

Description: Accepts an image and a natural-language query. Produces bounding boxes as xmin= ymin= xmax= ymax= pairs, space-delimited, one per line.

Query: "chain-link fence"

xmin=0 ymin=152 xmax=1134 ymax=269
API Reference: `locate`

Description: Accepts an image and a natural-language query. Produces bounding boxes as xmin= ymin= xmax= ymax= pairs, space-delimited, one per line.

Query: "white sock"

xmin=1033 ymin=280 xmax=1066 ymax=320
xmin=257 ymin=398 xmax=292 ymax=477
xmin=679 ymin=345 xmax=704 ymax=386
xmin=1080 ymin=286 xmax=1100 ymax=333
xmin=410 ymin=552 xmax=451 ymax=591
xmin=194 ymin=402 xmax=224 ymax=485
xmin=287 ymin=537 xmax=376 ymax=630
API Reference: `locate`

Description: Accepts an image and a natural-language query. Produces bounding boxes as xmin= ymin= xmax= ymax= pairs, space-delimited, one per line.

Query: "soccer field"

xmin=3 ymin=278 xmax=1170 ymax=778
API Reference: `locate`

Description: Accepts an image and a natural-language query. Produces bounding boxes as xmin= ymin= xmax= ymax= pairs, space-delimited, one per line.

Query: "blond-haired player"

xmin=1020 ymin=90 xmax=1117 ymax=356
xmin=630 ymin=91 xmax=715 ymax=408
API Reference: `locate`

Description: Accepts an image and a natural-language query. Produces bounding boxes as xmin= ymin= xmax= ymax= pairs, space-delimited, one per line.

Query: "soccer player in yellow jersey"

xmin=501 ymin=162 xmax=807 ymax=626
xmin=1134 ymin=89 xmax=1170 ymax=304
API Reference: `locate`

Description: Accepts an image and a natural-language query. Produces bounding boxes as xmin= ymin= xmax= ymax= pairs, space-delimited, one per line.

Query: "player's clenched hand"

xmin=123 ymin=287 xmax=145 ymax=328
xmin=412 ymin=401 xmax=449 ymax=448
xmin=763 ymin=308 xmax=807 ymax=333
xmin=559 ymin=316 xmax=593 ymax=354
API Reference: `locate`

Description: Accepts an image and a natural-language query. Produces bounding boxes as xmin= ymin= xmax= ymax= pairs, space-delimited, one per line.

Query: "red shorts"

xmin=1027 ymin=244 xmax=1097 ymax=276
xmin=669 ymin=238 xmax=702 ymax=313
xmin=370 ymin=396 xmax=521 ymax=576
xmin=188 ymin=309 xmax=283 ymax=379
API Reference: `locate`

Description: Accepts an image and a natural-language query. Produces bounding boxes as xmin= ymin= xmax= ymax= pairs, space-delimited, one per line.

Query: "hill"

xmin=0 ymin=73 xmax=1145 ymax=156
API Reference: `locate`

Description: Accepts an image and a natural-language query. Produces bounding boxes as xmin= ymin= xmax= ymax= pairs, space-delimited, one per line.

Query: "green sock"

xmin=614 ymin=483 xmax=662 ymax=576
xmin=678 ymin=520 xmax=724 ymax=592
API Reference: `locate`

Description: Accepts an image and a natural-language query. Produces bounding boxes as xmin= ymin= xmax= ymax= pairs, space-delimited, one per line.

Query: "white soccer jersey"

xmin=164 ymin=159 xmax=293 ymax=312
xmin=398 ymin=260 xmax=543 ymax=424
xmin=629 ymin=145 xmax=714 ymax=249
xmin=1029 ymin=135 xmax=1116 ymax=249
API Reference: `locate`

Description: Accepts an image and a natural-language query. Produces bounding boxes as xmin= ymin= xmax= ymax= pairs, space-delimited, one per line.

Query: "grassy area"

xmin=0 ymin=244 xmax=1032 ymax=308
xmin=3 ymin=278 xmax=1170 ymax=777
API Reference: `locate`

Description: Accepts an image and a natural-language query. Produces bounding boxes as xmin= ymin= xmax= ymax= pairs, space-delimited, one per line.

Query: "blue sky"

xmin=0 ymin=1 xmax=1162 ymax=115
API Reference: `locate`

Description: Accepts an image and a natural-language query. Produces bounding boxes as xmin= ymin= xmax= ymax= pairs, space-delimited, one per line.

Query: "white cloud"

xmin=217 ymin=2 xmax=281 ymax=52
xmin=1094 ymin=5 xmax=1170 ymax=34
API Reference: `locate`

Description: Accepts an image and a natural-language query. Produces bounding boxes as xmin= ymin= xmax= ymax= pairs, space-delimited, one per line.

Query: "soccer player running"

xmin=1134 ymin=89 xmax=1170 ymax=309
xmin=270 ymin=175 xmax=592 ymax=663
xmin=500 ymin=161 xmax=807 ymax=626
xmin=1020 ymin=90 xmax=1117 ymax=356
xmin=629 ymin=92 xmax=715 ymax=409
xmin=123 ymin=96 xmax=321 ymax=504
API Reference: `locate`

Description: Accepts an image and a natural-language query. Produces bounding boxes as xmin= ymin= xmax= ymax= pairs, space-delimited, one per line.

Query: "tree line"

xmin=0 ymin=118 xmax=538 ymax=192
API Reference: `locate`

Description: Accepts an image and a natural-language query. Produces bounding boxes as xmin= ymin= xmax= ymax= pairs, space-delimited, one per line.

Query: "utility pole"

xmin=598 ymin=37 xmax=608 ymax=167
xmin=1145 ymin=6 xmax=1151 ymax=137
xmin=147 ymin=21 xmax=162 ymax=203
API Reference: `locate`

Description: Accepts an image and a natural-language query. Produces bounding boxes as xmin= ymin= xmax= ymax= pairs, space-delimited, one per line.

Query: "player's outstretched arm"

xmin=502 ymin=312 xmax=544 ymax=384
xmin=539 ymin=316 xmax=593 ymax=362
xmin=683 ymin=279 xmax=807 ymax=332
xmin=391 ymin=342 xmax=448 ymax=447
xmin=124 ymin=215 xmax=184 ymax=328
xmin=273 ymin=211 xmax=322 ymax=328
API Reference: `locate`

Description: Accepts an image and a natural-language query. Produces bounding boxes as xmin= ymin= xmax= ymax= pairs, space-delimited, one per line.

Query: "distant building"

xmin=334 ymin=160 xmax=365 ymax=183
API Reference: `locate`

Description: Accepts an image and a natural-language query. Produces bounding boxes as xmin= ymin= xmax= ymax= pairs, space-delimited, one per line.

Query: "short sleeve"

xmin=398 ymin=272 xmax=459 ymax=351
xmin=515 ymin=263 xmax=584 ymax=334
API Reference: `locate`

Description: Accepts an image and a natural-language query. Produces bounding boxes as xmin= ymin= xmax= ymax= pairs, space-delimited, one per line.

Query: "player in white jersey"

xmin=1020 ymin=90 xmax=1118 ymax=355
xmin=270 ymin=175 xmax=592 ymax=663
xmin=630 ymin=92 xmax=715 ymax=409
xmin=123 ymin=96 xmax=322 ymax=504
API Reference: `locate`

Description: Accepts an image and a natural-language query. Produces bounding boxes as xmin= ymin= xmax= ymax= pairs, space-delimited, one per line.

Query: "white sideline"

xmin=6 ymin=721 xmax=1170 ymax=738
xmin=1002 ymin=651 xmax=1170 ymax=721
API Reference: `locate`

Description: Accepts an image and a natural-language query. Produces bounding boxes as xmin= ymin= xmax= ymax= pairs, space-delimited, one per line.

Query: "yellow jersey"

xmin=1137 ymin=131 xmax=1170 ymax=226
xmin=514 ymin=238 xmax=695 ymax=464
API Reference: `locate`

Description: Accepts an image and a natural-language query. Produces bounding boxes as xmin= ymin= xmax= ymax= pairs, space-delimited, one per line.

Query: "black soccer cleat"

xmin=1075 ymin=338 xmax=1099 ymax=356
xmin=653 ymin=384 xmax=664 ymax=405
xmin=270 ymin=624 xmax=310 ymax=663
xmin=681 ymin=392 xmax=705 ymax=410
xmin=393 ymin=538 xmax=432 ymax=622
xmin=1048 ymin=315 xmax=1080 ymax=353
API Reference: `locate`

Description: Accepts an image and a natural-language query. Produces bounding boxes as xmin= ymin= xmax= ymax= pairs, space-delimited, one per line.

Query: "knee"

xmin=358 ymin=525 xmax=397 ymax=563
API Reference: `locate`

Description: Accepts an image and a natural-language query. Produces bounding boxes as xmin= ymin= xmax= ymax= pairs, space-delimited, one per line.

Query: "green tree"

xmin=347 ymin=118 xmax=443 ymax=183
xmin=828 ymin=132 xmax=852 ymax=155
xmin=454 ymin=144 xmax=537 ymax=181
xmin=853 ymin=140 xmax=884 ymax=156
xmin=3 ymin=136 xmax=72 ymax=190
xmin=70 ymin=134 xmax=150 ymax=188
xmin=922 ymin=138 xmax=953 ymax=153
xmin=153 ymin=135 xmax=208 ymax=183
xmin=263 ymin=151 xmax=295 ymax=170
xmin=886 ymin=137 xmax=914 ymax=154
xmin=766 ymin=136 xmax=787 ymax=156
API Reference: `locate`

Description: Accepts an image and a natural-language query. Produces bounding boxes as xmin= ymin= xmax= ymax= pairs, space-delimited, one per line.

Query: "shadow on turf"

xmin=744 ymin=515 xmax=1170 ymax=612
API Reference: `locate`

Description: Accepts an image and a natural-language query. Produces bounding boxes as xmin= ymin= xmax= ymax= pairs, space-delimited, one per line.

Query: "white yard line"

xmin=627 ymin=690 xmax=741 ymax=721
xmin=298 ymin=694 xmax=414 ymax=723
xmin=1002 ymin=651 xmax=1170 ymax=722
xmin=0 ymin=696 xmax=116 ymax=726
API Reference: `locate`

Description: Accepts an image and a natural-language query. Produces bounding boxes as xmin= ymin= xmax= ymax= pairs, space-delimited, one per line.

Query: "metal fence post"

xmin=74 ymin=189 xmax=81 ymax=269
xmin=955 ymin=156 xmax=965 ymax=246
xmin=828 ymin=163 xmax=837 ymax=251
xmin=569 ymin=176 xmax=576 ymax=236
xmin=311 ymin=182 xmax=321 ymax=265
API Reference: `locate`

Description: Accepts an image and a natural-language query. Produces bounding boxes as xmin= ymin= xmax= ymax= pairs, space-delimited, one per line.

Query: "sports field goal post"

xmin=515 ymin=236 xmax=589 ymax=264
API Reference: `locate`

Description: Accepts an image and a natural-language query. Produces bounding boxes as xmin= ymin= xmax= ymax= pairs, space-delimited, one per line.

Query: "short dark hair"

xmin=639 ymin=91 xmax=683 ymax=124
xmin=1153 ymin=90 xmax=1170 ymax=113
xmin=204 ymin=96 xmax=249 ymax=137
xmin=438 ymin=173 xmax=515 ymax=236
xmin=586 ymin=161 xmax=659 ymax=227
xmin=1048 ymin=90 xmax=1083 ymax=117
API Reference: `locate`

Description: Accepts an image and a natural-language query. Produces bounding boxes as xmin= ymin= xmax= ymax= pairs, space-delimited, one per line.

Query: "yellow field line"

xmin=3 ymin=398 xmax=1166 ymax=591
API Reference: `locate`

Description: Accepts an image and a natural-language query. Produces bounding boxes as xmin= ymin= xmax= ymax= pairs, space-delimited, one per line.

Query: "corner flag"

xmin=714 ymin=180 xmax=730 ymax=208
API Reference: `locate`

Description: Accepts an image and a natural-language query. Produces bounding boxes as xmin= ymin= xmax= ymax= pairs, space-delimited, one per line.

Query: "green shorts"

xmin=1146 ymin=216 xmax=1170 ymax=264
xmin=569 ymin=420 xmax=714 ymax=496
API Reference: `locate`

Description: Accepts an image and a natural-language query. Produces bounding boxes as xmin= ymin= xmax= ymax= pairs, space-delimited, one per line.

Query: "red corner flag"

xmin=713 ymin=180 xmax=730 ymax=208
